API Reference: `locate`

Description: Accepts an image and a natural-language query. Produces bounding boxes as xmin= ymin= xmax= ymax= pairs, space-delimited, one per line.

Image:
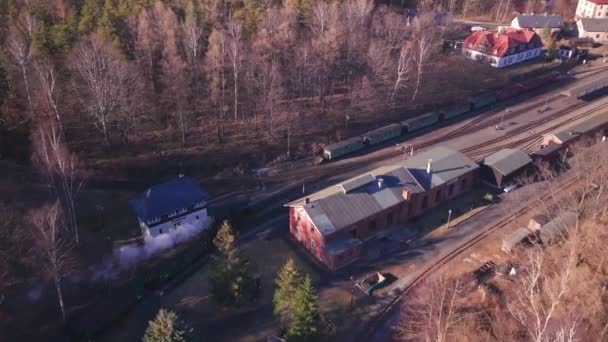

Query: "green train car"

xmin=362 ymin=123 xmax=402 ymax=145
xmin=441 ymin=103 xmax=472 ymax=120
xmin=323 ymin=137 xmax=365 ymax=160
xmin=400 ymin=112 xmax=441 ymax=134
xmin=469 ymin=92 xmax=497 ymax=110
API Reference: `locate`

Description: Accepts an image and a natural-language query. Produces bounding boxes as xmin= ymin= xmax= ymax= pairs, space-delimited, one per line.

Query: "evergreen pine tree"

xmin=273 ymin=257 xmax=302 ymax=326
xmin=209 ymin=220 xmax=255 ymax=307
xmin=99 ymin=0 xmax=118 ymax=39
xmin=213 ymin=220 xmax=237 ymax=256
xmin=288 ymin=275 xmax=320 ymax=342
xmin=78 ymin=0 xmax=101 ymax=34
xmin=142 ymin=309 xmax=186 ymax=342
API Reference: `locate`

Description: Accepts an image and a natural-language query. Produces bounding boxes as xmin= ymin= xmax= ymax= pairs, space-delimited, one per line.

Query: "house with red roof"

xmin=462 ymin=28 xmax=543 ymax=68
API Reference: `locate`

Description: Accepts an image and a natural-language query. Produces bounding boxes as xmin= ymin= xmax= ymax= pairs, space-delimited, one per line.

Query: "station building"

xmin=285 ymin=147 xmax=478 ymax=270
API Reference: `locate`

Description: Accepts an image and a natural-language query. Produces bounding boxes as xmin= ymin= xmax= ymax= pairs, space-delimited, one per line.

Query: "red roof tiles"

xmin=464 ymin=28 xmax=542 ymax=57
xmin=588 ymin=0 xmax=608 ymax=4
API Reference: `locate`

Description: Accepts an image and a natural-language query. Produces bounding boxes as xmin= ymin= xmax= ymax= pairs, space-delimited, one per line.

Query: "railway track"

xmin=466 ymin=102 xmax=608 ymax=159
xmin=356 ymin=175 xmax=580 ymax=342
xmin=277 ymin=99 xmax=606 ymax=189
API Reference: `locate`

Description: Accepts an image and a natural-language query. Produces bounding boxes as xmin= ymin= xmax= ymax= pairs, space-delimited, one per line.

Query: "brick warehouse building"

xmin=285 ymin=147 xmax=479 ymax=270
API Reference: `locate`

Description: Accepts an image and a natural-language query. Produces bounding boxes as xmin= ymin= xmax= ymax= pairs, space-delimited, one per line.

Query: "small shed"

xmin=528 ymin=214 xmax=550 ymax=232
xmin=502 ymin=228 xmax=533 ymax=253
xmin=539 ymin=212 xmax=578 ymax=245
xmin=481 ymin=149 xmax=533 ymax=188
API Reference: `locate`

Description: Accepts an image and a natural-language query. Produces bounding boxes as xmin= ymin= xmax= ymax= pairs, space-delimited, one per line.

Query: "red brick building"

xmin=285 ymin=147 xmax=479 ymax=270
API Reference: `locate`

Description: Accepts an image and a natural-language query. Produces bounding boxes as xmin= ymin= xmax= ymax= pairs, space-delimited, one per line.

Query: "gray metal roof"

xmin=561 ymin=75 xmax=608 ymax=97
xmin=539 ymin=212 xmax=578 ymax=244
xmin=579 ymin=18 xmax=608 ymax=33
xmin=502 ymin=227 xmax=532 ymax=252
xmin=325 ymin=237 xmax=363 ymax=256
xmin=287 ymin=147 xmax=476 ymax=236
xmin=515 ymin=14 xmax=562 ymax=29
xmin=483 ymin=148 xmax=532 ymax=176
xmin=402 ymin=146 xmax=479 ymax=190
xmin=550 ymin=112 xmax=608 ymax=144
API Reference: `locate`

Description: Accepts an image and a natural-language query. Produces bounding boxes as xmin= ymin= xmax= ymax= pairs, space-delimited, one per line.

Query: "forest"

xmin=0 ymin=0 xmax=577 ymax=179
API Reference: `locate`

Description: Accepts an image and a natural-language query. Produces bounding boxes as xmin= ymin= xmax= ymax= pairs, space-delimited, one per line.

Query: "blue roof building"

xmin=129 ymin=175 xmax=212 ymax=237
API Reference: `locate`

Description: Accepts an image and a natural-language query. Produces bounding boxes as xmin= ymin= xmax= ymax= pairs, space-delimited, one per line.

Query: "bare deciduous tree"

xmin=391 ymin=43 xmax=413 ymax=104
xmin=32 ymin=121 xmax=83 ymax=246
xmin=7 ymin=25 xmax=35 ymax=118
xmin=34 ymin=59 xmax=63 ymax=131
xmin=72 ymin=35 xmax=132 ymax=145
xmin=507 ymin=245 xmax=577 ymax=342
xmin=227 ymin=19 xmax=244 ymax=121
xmin=397 ymin=276 xmax=469 ymax=342
xmin=204 ymin=28 xmax=227 ymax=143
xmin=30 ymin=202 xmax=74 ymax=321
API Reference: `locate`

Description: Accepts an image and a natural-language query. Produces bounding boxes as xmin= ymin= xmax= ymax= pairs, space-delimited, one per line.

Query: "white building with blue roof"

xmin=129 ymin=175 xmax=212 ymax=238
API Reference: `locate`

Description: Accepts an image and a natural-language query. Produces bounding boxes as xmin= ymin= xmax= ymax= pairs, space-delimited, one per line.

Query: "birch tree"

xmin=7 ymin=21 xmax=36 ymax=118
xmin=204 ymin=28 xmax=227 ymax=142
xmin=30 ymin=202 xmax=73 ymax=321
xmin=226 ymin=19 xmax=244 ymax=121
xmin=410 ymin=16 xmax=436 ymax=102
xmin=72 ymin=35 xmax=128 ymax=145
xmin=390 ymin=43 xmax=413 ymax=104
xmin=397 ymin=276 xmax=468 ymax=342
xmin=34 ymin=59 xmax=63 ymax=131
xmin=32 ymin=121 xmax=83 ymax=246
xmin=507 ymin=245 xmax=577 ymax=342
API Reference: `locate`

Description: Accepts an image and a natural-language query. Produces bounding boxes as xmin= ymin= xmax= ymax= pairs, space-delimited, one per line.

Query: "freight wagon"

xmin=362 ymin=124 xmax=402 ymax=145
xmin=440 ymin=104 xmax=471 ymax=120
xmin=322 ymin=137 xmax=365 ymax=160
xmin=469 ymin=92 xmax=497 ymax=110
xmin=401 ymin=112 xmax=441 ymax=134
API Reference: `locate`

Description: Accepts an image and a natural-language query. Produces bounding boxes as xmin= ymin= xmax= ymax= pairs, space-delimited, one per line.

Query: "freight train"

xmin=322 ymin=72 xmax=560 ymax=161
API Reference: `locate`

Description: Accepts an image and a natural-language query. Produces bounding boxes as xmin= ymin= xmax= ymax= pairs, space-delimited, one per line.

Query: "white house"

xmin=576 ymin=0 xmax=608 ymax=19
xmin=462 ymin=28 xmax=543 ymax=68
xmin=129 ymin=175 xmax=212 ymax=237
xmin=511 ymin=14 xmax=563 ymax=35
xmin=577 ymin=18 xmax=608 ymax=41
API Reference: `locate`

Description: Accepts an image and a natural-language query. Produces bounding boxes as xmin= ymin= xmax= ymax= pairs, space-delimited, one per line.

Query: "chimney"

xmin=377 ymin=178 xmax=384 ymax=189
xmin=426 ymin=159 xmax=433 ymax=174
xmin=305 ymin=197 xmax=310 ymax=204
xmin=178 ymin=173 xmax=184 ymax=178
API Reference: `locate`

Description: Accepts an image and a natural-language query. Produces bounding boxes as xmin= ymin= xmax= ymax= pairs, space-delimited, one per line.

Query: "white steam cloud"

xmin=92 ymin=218 xmax=213 ymax=281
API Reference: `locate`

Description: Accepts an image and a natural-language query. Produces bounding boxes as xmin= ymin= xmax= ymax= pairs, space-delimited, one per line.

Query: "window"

xmin=174 ymin=222 xmax=181 ymax=229
xmin=369 ymin=220 xmax=377 ymax=231
xmin=351 ymin=229 xmax=358 ymax=238
xmin=147 ymin=217 xmax=161 ymax=225
xmin=310 ymin=226 xmax=315 ymax=233
xmin=435 ymin=189 xmax=442 ymax=203
xmin=449 ymin=183 xmax=455 ymax=196
xmin=159 ymin=229 xmax=163 ymax=234
xmin=388 ymin=213 xmax=394 ymax=225
xmin=168 ymin=208 xmax=187 ymax=218
xmin=597 ymin=34 xmax=601 ymax=39
xmin=195 ymin=215 xmax=199 ymax=220
xmin=194 ymin=201 xmax=206 ymax=209
xmin=422 ymin=196 xmax=428 ymax=209
xmin=461 ymin=178 xmax=467 ymax=189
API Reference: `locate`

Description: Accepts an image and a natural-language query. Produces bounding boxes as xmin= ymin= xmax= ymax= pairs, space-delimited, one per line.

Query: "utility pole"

xmin=286 ymin=124 xmax=292 ymax=158
xmin=446 ymin=209 xmax=453 ymax=230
